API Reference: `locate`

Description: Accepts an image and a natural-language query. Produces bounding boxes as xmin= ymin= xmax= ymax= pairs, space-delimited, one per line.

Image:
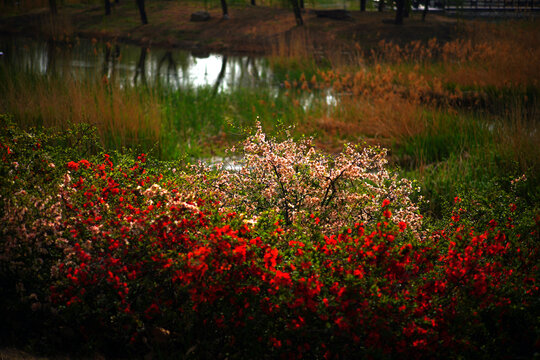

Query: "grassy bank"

xmin=1 ymin=17 xmax=539 ymax=221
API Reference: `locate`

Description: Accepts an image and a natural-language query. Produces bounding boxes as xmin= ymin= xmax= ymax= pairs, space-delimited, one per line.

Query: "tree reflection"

xmin=213 ymin=55 xmax=228 ymax=95
xmin=46 ymin=39 xmax=56 ymax=75
xmin=156 ymin=51 xmax=179 ymax=88
xmin=102 ymin=43 xmax=120 ymax=80
xmin=134 ymin=47 xmax=148 ymax=86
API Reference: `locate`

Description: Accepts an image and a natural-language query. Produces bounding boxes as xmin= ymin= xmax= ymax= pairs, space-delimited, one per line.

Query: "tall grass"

xmin=161 ymin=86 xmax=309 ymax=159
xmin=1 ymin=17 xmax=538 ymax=219
xmin=0 ymin=65 xmax=162 ymax=152
xmin=267 ymin=19 xmax=540 ymax=219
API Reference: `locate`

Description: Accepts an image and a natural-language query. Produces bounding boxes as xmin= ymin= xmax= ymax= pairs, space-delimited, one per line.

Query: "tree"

xmin=136 ymin=0 xmax=148 ymax=24
xmin=49 ymin=0 xmax=57 ymax=15
xmin=422 ymin=0 xmax=429 ymax=20
xmin=105 ymin=0 xmax=111 ymax=15
xmin=220 ymin=0 xmax=229 ymax=18
xmin=360 ymin=0 xmax=367 ymax=11
xmin=378 ymin=0 xmax=385 ymax=11
xmin=404 ymin=0 xmax=411 ymax=17
xmin=290 ymin=0 xmax=303 ymax=25
xmin=395 ymin=0 xmax=405 ymax=24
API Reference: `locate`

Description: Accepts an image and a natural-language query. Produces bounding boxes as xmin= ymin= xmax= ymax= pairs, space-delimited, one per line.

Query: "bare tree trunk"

xmin=49 ymin=0 xmax=57 ymax=15
xmin=220 ymin=0 xmax=229 ymax=18
xmin=422 ymin=0 xmax=429 ymax=20
xmin=105 ymin=0 xmax=111 ymax=15
xmin=395 ymin=0 xmax=405 ymax=24
xmin=300 ymin=0 xmax=304 ymax=9
xmin=404 ymin=0 xmax=410 ymax=17
xmin=378 ymin=0 xmax=384 ymax=11
xmin=290 ymin=0 xmax=303 ymax=25
xmin=360 ymin=0 xmax=366 ymax=11
xmin=136 ymin=0 xmax=148 ymax=24
xmin=251 ymin=0 xmax=255 ymax=5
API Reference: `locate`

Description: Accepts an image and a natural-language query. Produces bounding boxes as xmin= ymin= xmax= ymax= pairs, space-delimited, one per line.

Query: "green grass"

xmin=395 ymin=110 xmax=490 ymax=168
xmin=1 ymin=25 xmax=538 ymax=223
xmin=160 ymin=86 xmax=309 ymax=159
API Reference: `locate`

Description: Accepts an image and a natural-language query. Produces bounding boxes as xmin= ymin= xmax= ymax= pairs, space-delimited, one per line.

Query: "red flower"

xmin=399 ymin=221 xmax=407 ymax=232
xmin=264 ymin=248 xmax=279 ymax=270
xmin=67 ymin=161 xmax=79 ymax=171
xmin=79 ymin=159 xmax=91 ymax=169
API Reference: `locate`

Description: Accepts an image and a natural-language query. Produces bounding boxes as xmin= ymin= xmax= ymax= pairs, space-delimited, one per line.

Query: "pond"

xmin=0 ymin=35 xmax=275 ymax=92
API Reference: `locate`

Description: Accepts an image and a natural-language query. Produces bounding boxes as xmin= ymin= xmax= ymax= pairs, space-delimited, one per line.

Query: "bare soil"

xmin=0 ymin=2 xmax=462 ymax=54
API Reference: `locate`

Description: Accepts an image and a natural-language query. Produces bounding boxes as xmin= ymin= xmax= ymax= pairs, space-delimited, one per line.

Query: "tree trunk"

xmin=49 ymin=0 xmax=57 ymax=15
xmin=136 ymin=0 xmax=148 ymax=24
xmin=251 ymin=0 xmax=255 ymax=5
xmin=422 ymin=0 xmax=429 ymax=20
xmin=395 ymin=0 xmax=405 ymax=24
xmin=378 ymin=0 xmax=384 ymax=11
xmin=104 ymin=0 xmax=111 ymax=15
xmin=290 ymin=0 xmax=303 ymax=25
xmin=360 ymin=0 xmax=366 ymax=11
xmin=300 ymin=0 xmax=304 ymax=9
xmin=220 ymin=0 xmax=229 ymax=18
xmin=404 ymin=0 xmax=410 ymax=17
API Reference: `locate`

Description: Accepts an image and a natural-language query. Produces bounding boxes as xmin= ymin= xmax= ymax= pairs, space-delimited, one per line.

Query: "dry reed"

xmin=0 ymin=71 xmax=162 ymax=149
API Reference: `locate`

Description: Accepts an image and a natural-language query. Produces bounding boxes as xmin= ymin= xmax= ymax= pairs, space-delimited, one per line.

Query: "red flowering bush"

xmin=1 ymin=122 xmax=539 ymax=358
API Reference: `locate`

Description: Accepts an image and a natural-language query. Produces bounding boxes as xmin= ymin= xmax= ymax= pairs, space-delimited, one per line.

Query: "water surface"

xmin=0 ymin=35 xmax=274 ymax=92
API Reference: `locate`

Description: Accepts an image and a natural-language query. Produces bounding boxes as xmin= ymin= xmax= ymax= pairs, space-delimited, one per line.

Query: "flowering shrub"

xmin=1 ymin=122 xmax=539 ymax=359
xmin=195 ymin=123 xmax=423 ymax=235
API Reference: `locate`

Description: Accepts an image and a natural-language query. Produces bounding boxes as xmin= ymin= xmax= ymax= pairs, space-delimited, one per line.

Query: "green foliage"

xmin=0 ymin=122 xmax=538 ymax=358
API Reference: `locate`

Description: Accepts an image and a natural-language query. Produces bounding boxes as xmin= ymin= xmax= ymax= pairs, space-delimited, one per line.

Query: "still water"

xmin=0 ymin=35 xmax=274 ymax=92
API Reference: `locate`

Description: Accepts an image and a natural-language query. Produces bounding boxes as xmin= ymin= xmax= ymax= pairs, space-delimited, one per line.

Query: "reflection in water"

xmin=156 ymin=51 xmax=179 ymax=88
xmin=102 ymin=43 xmax=120 ymax=79
xmin=134 ymin=46 xmax=148 ymax=86
xmin=213 ymin=55 xmax=227 ymax=96
xmin=0 ymin=36 xmax=273 ymax=93
xmin=46 ymin=39 xmax=56 ymax=75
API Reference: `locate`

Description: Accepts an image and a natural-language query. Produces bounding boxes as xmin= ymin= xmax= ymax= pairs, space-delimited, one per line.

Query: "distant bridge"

xmin=425 ymin=0 xmax=540 ymax=12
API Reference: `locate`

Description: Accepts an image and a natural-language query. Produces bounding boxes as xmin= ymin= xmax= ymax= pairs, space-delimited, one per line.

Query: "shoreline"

xmin=0 ymin=3 xmax=465 ymax=55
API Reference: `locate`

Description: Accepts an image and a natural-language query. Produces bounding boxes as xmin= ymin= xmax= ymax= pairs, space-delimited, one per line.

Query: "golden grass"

xmin=0 ymin=70 xmax=162 ymax=149
xmin=273 ymin=18 xmax=539 ymax=156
